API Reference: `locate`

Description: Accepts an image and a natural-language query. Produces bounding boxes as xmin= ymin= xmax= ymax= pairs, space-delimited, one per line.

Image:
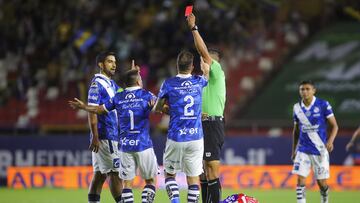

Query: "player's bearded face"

xmin=299 ymin=84 xmax=315 ymax=100
xmin=102 ymin=55 xmax=116 ymax=77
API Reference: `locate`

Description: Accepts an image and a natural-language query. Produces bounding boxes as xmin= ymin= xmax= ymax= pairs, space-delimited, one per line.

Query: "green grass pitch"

xmin=0 ymin=188 xmax=359 ymax=203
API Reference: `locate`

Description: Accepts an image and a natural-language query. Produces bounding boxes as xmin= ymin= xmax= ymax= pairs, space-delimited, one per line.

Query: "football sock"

xmin=208 ymin=178 xmax=221 ymax=203
xmin=121 ymin=188 xmax=134 ymax=203
xmin=88 ymin=194 xmax=100 ymax=203
xmin=200 ymin=179 xmax=208 ymax=203
xmin=142 ymin=184 xmax=156 ymax=203
xmin=188 ymin=184 xmax=200 ymax=203
xmin=115 ymin=195 xmax=122 ymax=203
xmin=165 ymin=177 xmax=180 ymax=203
xmin=296 ymin=185 xmax=306 ymax=203
xmin=320 ymin=186 xmax=329 ymax=203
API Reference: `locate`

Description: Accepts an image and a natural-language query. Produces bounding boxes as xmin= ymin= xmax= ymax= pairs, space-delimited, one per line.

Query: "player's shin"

xmin=320 ymin=186 xmax=329 ymax=203
xmin=142 ymin=184 xmax=156 ymax=203
xmin=200 ymin=174 xmax=208 ymax=203
xmin=120 ymin=188 xmax=134 ymax=203
xmin=208 ymin=178 xmax=221 ymax=203
xmin=88 ymin=194 xmax=100 ymax=203
xmin=188 ymin=184 xmax=200 ymax=203
xmin=165 ymin=177 xmax=180 ymax=203
xmin=296 ymin=185 xmax=306 ymax=203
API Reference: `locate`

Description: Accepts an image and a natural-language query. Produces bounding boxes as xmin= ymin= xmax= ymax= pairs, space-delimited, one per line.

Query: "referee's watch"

xmin=191 ymin=25 xmax=198 ymax=31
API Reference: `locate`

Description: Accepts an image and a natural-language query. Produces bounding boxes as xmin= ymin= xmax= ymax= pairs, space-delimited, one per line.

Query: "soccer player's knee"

xmin=107 ymin=171 xmax=119 ymax=178
xmin=165 ymin=172 xmax=176 ymax=179
xmin=145 ymin=178 xmax=155 ymax=185
xmin=93 ymin=173 xmax=107 ymax=183
xmin=199 ymin=173 xmax=207 ymax=181
xmin=317 ymin=179 xmax=327 ymax=189
xmin=297 ymin=175 xmax=306 ymax=185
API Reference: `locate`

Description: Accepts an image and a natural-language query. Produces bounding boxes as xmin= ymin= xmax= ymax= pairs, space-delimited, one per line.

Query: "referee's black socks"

xmin=200 ymin=179 xmax=208 ymax=203
xmin=207 ymin=178 xmax=221 ymax=203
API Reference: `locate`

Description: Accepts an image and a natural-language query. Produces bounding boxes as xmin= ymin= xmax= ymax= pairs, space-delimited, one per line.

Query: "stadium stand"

xmin=0 ymin=0 xmax=359 ymax=134
xmin=233 ymin=22 xmax=360 ymax=130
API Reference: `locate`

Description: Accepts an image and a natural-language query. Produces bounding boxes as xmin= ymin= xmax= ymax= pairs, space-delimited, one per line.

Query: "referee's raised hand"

xmin=186 ymin=13 xmax=196 ymax=29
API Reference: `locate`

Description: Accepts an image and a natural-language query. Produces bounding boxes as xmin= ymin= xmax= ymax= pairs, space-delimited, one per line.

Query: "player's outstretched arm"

xmin=186 ymin=13 xmax=212 ymax=65
xmin=200 ymin=57 xmax=210 ymax=80
xmin=346 ymin=127 xmax=360 ymax=151
xmin=291 ymin=122 xmax=300 ymax=161
xmin=326 ymin=116 xmax=339 ymax=152
xmin=154 ymin=98 xmax=168 ymax=114
xmin=68 ymin=98 xmax=106 ymax=114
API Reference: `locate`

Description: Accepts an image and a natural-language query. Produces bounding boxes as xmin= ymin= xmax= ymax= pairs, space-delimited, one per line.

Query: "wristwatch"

xmin=191 ymin=25 xmax=198 ymax=31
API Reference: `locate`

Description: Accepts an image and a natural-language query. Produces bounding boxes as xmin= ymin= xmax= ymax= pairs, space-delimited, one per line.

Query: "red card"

xmin=185 ymin=5 xmax=193 ymax=17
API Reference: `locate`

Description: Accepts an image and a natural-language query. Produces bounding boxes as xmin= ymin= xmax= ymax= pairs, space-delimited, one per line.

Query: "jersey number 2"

xmin=184 ymin=95 xmax=194 ymax=116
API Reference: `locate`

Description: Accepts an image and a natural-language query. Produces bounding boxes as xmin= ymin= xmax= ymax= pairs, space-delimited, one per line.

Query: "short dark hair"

xmin=96 ymin=51 xmax=117 ymax=68
xmin=299 ymin=80 xmax=315 ymax=87
xmin=124 ymin=69 xmax=140 ymax=87
xmin=208 ymin=48 xmax=222 ymax=60
xmin=177 ymin=50 xmax=194 ymax=72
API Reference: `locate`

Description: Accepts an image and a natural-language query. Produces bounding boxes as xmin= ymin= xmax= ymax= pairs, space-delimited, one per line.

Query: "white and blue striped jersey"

xmin=104 ymin=87 xmax=156 ymax=152
xmin=88 ymin=73 xmax=120 ymax=141
xmin=158 ymin=74 xmax=208 ymax=142
xmin=293 ymin=97 xmax=334 ymax=155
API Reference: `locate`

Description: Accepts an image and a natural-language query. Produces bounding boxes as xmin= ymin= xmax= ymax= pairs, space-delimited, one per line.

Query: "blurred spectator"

xmin=0 ymin=0 xmax=351 ymax=130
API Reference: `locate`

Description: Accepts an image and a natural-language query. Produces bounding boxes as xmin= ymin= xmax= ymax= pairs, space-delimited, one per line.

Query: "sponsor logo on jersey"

xmin=181 ymin=81 xmax=193 ymax=87
xmin=120 ymin=137 xmax=140 ymax=146
xmin=113 ymin=158 xmax=120 ymax=168
xmin=179 ymin=127 xmax=199 ymax=135
xmin=314 ymin=107 xmax=320 ymax=113
xmin=301 ymin=124 xmax=320 ymax=133
xmin=125 ymin=93 xmax=136 ymax=99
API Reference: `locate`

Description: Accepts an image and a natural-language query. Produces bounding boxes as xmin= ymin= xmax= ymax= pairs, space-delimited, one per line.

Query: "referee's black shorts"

xmin=202 ymin=117 xmax=225 ymax=161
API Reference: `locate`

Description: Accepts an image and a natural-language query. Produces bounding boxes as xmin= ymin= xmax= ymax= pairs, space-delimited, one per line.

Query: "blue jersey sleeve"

xmin=158 ymin=81 xmax=168 ymax=99
xmin=293 ymin=104 xmax=299 ymax=123
xmin=147 ymin=91 xmax=157 ymax=110
xmin=323 ymin=100 xmax=334 ymax=118
xmin=149 ymin=91 xmax=157 ymax=101
xmin=88 ymin=82 xmax=101 ymax=105
xmin=201 ymin=76 xmax=208 ymax=87
xmin=103 ymin=96 xmax=116 ymax=112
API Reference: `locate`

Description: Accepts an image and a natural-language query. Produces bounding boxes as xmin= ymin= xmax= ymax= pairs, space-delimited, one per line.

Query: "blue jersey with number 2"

xmin=158 ymin=74 xmax=208 ymax=142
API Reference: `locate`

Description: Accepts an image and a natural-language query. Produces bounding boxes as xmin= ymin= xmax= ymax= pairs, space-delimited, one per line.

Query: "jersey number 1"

xmin=128 ymin=110 xmax=134 ymax=130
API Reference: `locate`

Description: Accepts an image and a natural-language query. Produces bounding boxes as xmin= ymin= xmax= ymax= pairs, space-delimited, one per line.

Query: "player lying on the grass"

xmin=154 ymin=52 xmax=209 ymax=203
xmin=221 ymin=193 xmax=259 ymax=203
xmin=70 ymin=67 xmax=160 ymax=203
xmin=291 ymin=80 xmax=338 ymax=203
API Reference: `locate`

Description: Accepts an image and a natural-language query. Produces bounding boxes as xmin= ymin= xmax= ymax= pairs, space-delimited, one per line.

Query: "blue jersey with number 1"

xmin=104 ymin=87 xmax=156 ymax=152
xmin=158 ymin=74 xmax=208 ymax=142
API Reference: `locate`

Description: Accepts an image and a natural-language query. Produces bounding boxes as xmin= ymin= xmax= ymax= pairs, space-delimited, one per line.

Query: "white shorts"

xmin=119 ymin=148 xmax=158 ymax=180
xmin=292 ymin=151 xmax=330 ymax=180
xmin=92 ymin=139 xmax=120 ymax=174
xmin=163 ymin=139 xmax=204 ymax=177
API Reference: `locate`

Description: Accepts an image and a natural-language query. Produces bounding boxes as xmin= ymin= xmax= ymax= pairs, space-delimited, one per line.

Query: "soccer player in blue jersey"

xmin=86 ymin=51 xmax=123 ymax=203
xmin=291 ymin=80 xmax=338 ymax=203
xmin=70 ymin=68 xmax=159 ymax=203
xmin=154 ymin=51 xmax=209 ymax=203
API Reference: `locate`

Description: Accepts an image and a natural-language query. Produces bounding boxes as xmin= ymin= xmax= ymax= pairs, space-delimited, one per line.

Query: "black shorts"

xmin=202 ymin=119 xmax=225 ymax=161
